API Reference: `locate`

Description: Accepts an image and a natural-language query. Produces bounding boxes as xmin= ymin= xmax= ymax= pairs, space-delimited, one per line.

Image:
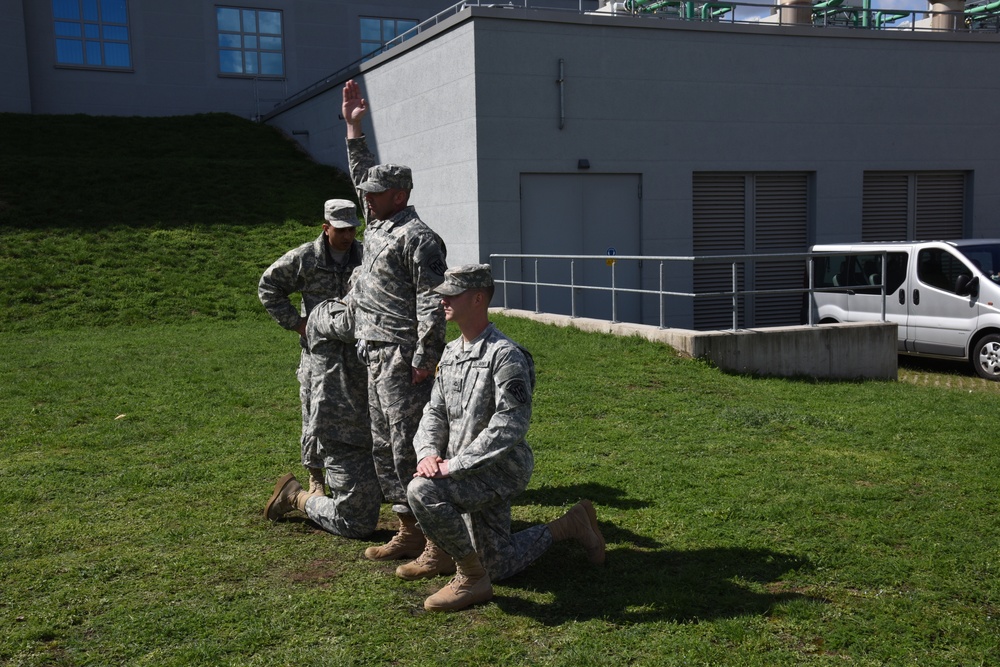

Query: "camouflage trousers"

xmin=303 ymin=437 xmax=381 ymax=539
xmin=366 ymin=342 xmax=433 ymax=514
xmin=406 ymin=459 xmax=553 ymax=582
xmin=297 ymin=349 xmax=323 ymax=469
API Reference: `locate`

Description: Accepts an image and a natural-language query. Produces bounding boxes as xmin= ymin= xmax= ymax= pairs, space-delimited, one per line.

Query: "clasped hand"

xmin=414 ymin=455 xmax=450 ymax=479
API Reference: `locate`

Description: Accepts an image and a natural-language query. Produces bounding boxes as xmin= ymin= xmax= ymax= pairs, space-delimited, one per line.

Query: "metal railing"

xmin=489 ymin=251 xmax=890 ymax=331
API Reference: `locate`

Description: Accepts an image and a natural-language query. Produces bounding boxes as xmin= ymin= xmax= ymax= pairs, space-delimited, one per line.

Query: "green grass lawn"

xmin=1 ymin=114 xmax=999 ymax=666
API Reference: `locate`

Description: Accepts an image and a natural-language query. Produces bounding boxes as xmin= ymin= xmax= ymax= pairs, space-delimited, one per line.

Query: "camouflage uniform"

xmin=347 ymin=135 xmax=448 ymax=513
xmin=259 ymin=234 xmax=380 ymax=538
xmin=407 ymin=324 xmax=553 ymax=581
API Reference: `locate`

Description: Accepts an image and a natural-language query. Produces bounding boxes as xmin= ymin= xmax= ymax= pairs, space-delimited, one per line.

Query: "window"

xmin=360 ymin=17 xmax=418 ymax=61
xmin=813 ymin=252 xmax=907 ymax=295
xmin=957 ymin=243 xmax=1000 ymax=283
xmin=52 ymin=0 xmax=131 ymax=69
xmin=217 ymin=7 xmax=284 ymax=76
xmin=917 ymin=248 xmax=968 ymax=294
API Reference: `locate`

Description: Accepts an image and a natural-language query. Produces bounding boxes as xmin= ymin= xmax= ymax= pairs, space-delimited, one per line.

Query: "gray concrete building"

xmin=2 ymin=0 xmax=458 ymax=118
xmin=6 ymin=0 xmax=1000 ymax=328
xmin=263 ymin=2 xmax=1000 ymax=328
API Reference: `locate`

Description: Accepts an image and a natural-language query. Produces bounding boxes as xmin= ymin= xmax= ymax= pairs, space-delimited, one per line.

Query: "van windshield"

xmin=956 ymin=243 xmax=1000 ymax=283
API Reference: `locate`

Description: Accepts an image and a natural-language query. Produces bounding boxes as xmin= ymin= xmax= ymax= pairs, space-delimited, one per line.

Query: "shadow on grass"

xmin=515 ymin=482 xmax=653 ymax=511
xmin=495 ymin=542 xmax=817 ymax=625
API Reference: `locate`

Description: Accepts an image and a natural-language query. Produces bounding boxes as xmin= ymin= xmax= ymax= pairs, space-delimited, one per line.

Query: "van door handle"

xmin=898 ymin=289 xmax=905 ymax=305
xmin=912 ymin=289 xmax=920 ymax=305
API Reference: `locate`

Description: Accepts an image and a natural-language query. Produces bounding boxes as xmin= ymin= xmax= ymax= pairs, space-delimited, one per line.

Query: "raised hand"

xmin=342 ymin=79 xmax=368 ymax=128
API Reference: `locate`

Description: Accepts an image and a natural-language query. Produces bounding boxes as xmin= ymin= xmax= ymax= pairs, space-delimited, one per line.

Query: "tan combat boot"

xmin=307 ymin=467 xmax=325 ymax=495
xmin=395 ymin=541 xmax=457 ymax=580
xmin=546 ymin=500 xmax=606 ymax=565
xmin=423 ymin=552 xmax=493 ymax=612
xmin=364 ymin=512 xmax=426 ymax=561
xmin=264 ymin=473 xmax=321 ymax=521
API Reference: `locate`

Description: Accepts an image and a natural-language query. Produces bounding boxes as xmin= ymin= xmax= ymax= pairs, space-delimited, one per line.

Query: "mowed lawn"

xmin=2 ymin=114 xmax=999 ymax=666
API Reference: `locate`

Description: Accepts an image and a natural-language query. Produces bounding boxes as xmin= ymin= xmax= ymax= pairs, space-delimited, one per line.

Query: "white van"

xmin=810 ymin=239 xmax=1000 ymax=380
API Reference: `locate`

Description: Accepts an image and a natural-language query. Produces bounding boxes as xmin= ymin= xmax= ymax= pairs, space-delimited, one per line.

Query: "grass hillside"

xmin=0 ymin=113 xmax=356 ymax=332
xmin=0 ymin=112 xmax=354 ymax=227
xmin=2 ymin=114 xmax=999 ymax=665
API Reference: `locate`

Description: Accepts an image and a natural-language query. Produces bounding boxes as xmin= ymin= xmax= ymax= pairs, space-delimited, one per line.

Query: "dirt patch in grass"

xmin=288 ymin=559 xmax=342 ymax=587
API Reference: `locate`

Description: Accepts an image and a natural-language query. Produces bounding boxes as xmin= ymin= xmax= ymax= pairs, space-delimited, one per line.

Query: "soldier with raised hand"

xmin=341 ymin=78 xmax=449 ymax=561
xmin=404 ymin=264 xmax=606 ymax=612
xmin=260 ymin=199 xmax=380 ymax=539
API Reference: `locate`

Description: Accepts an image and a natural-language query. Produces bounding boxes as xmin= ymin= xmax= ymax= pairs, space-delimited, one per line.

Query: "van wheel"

xmin=972 ymin=334 xmax=1000 ymax=380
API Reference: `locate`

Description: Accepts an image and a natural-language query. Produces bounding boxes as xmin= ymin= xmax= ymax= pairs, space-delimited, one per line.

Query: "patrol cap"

xmin=323 ymin=199 xmax=362 ymax=228
xmin=433 ymin=264 xmax=494 ymax=296
xmin=356 ymin=164 xmax=413 ymax=193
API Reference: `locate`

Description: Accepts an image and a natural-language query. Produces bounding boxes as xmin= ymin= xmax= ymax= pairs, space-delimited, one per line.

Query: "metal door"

xmin=519 ymin=173 xmax=642 ymax=323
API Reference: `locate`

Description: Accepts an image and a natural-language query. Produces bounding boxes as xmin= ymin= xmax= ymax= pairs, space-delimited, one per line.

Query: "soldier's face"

xmin=441 ymin=289 xmax=477 ymax=323
xmin=324 ymin=224 xmax=357 ymax=252
xmin=364 ymin=188 xmax=406 ymax=221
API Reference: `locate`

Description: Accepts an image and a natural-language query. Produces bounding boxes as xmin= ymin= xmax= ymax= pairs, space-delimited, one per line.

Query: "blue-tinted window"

xmin=82 ymin=0 xmax=98 ymax=21
xmin=217 ymin=6 xmax=284 ymax=77
xmin=359 ymin=17 xmax=418 ymax=62
xmin=53 ymin=0 xmax=80 ymax=20
xmin=55 ymin=39 xmax=84 ymax=63
xmin=101 ymin=0 xmax=127 ymax=23
xmin=51 ymin=0 xmax=131 ymax=69
xmin=217 ymin=8 xmax=240 ymax=32
xmin=54 ymin=22 xmax=81 ymax=37
xmin=259 ymin=11 xmax=281 ymax=34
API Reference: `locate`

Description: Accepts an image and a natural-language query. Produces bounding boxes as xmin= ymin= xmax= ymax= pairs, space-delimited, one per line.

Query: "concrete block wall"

xmin=496 ymin=308 xmax=898 ymax=380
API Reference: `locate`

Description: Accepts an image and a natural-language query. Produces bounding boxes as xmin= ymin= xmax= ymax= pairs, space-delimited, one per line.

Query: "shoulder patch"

xmin=429 ymin=256 xmax=447 ymax=277
xmin=505 ymin=378 xmax=529 ymax=404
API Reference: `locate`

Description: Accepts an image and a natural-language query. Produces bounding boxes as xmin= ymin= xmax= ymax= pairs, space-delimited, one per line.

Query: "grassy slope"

xmin=0 ymin=113 xmax=357 ymax=332
xmin=1 ymin=114 xmax=999 ymax=666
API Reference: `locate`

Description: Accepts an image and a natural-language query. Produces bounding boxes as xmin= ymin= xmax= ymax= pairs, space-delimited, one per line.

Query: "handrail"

xmin=488 ymin=251 xmax=889 ymax=331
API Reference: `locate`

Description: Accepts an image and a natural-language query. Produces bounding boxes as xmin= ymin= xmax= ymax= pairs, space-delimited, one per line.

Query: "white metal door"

xmin=519 ymin=173 xmax=641 ymax=323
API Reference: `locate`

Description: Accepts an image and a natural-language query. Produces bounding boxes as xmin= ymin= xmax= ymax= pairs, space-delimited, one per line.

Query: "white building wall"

xmin=269 ymin=21 xmax=482 ymax=265
xmin=361 ymin=23 xmax=481 ymax=266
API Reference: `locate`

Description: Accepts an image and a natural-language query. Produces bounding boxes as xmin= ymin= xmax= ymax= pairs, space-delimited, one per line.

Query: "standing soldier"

xmin=341 ymin=78 xmax=449 ymax=561
xmin=405 ymin=264 xmax=606 ymax=612
xmin=260 ymin=200 xmax=380 ymax=539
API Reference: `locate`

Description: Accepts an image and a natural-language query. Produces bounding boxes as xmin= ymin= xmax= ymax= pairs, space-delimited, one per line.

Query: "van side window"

xmin=884 ymin=253 xmax=907 ymax=294
xmin=813 ymin=254 xmax=849 ymax=289
xmin=917 ymin=248 xmax=969 ymax=294
xmin=848 ymin=252 xmax=908 ymax=295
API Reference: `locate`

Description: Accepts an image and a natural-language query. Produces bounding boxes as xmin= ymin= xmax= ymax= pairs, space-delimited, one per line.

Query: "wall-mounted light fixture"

xmin=578 ymin=159 xmax=590 ymax=170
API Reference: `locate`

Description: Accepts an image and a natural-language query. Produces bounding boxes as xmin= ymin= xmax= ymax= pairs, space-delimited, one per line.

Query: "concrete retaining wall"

xmin=493 ymin=308 xmax=897 ymax=380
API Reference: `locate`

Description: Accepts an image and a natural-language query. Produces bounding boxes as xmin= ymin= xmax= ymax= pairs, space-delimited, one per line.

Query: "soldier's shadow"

xmin=514 ymin=481 xmax=654 ymax=513
xmin=497 ymin=484 xmax=820 ymax=625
